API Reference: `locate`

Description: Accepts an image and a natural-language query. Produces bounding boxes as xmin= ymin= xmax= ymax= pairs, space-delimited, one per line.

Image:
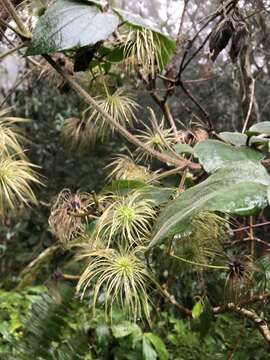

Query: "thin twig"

xmin=151 ymin=92 xmax=179 ymax=139
xmin=0 ymin=16 xmax=25 ymax=38
xmin=147 ymin=167 xmax=182 ymax=183
xmin=179 ymin=81 xmax=213 ymax=130
xmin=242 ymin=78 xmax=255 ymax=133
xmin=177 ymin=0 xmax=189 ymax=41
xmin=147 ymin=106 xmax=183 ymax=161
xmin=1 ymin=0 xmax=31 ymax=38
xmin=0 ymin=68 xmax=34 ymax=107
xmin=0 ymin=41 xmax=27 ymax=60
xmin=232 ymin=221 xmax=270 ymax=233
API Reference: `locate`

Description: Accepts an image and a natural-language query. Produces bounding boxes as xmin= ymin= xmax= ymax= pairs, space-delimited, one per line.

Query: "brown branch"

xmin=213 ymin=304 xmax=270 ymax=345
xmin=232 ymin=221 xmax=270 ymax=233
xmin=163 ymin=287 xmax=270 ymax=344
xmin=226 ymin=237 xmax=270 ymax=248
xmin=179 ymin=31 xmax=212 ymax=75
xmin=43 ymin=55 xmax=200 ymax=170
xmin=238 ymin=293 xmax=270 ymax=307
xmin=176 ymin=0 xmax=239 ymax=107
xmin=162 ymin=287 xmax=192 ymax=317
xmin=138 ymin=70 xmax=179 ymax=140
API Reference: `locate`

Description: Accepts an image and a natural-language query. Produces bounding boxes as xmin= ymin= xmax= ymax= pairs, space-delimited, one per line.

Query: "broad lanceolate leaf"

xmin=103 ymin=181 xmax=175 ymax=206
xmin=114 ymin=8 xmax=161 ymax=33
xmin=143 ymin=335 xmax=157 ymax=360
xmin=27 ymin=0 xmax=119 ymax=55
xmin=144 ymin=333 xmax=168 ymax=360
xmin=173 ymin=143 xmax=194 ymax=155
xmin=218 ymin=132 xmax=247 ymax=146
xmin=137 ymin=186 xmax=176 ymax=206
xmin=219 ymin=131 xmax=269 ymax=147
xmin=194 ymin=140 xmax=264 ymax=173
xmin=148 ymin=161 xmax=270 ymax=249
xmin=199 ymin=298 xmax=214 ymax=339
xmin=111 ymin=321 xmax=142 ymax=340
xmin=114 ymin=8 xmax=176 ymax=70
xmin=103 ymin=179 xmax=146 ymax=195
xmin=248 ymin=121 xmax=270 ymax=135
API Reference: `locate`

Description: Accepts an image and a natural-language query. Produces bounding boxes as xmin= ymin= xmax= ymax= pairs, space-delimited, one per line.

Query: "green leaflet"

xmin=144 ymin=333 xmax=168 ymax=360
xmin=248 ymin=121 xmax=270 ymax=135
xmin=192 ymin=299 xmax=204 ymax=319
xmin=218 ymin=132 xmax=248 ymax=146
xmin=27 ymin=0 xmax=119 ymax=55
xmin=148 ymin=161 xmax=270 ymax=249
xmin=113 ymin=8 xmax=176 ymax=70
xmin=194 ymin=140 xmax=264 ymax=173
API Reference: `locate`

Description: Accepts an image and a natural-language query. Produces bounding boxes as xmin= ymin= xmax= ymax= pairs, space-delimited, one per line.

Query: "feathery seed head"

xmin=49 ymin=189 xmax=91 ymax=245
xmin=61 ymin=117 xmax=97 ymax=151
xmin=225 ymin=256 xmax=258 ymax=303
xmin=136 ymin=118 xmax=173 ymax=161
xmin=95 ymin=192 xmax=156 ymax=246
xmin=0 ymin=107 xmax=29 ymax=157
xmin=174 ymin=212 xmax=228 ymax=266
xmin=0 ymin=155 xmax=41 ymax=221
xmin=107 ymin=154 xmax=152 ymax=182
xmin=76 ymin=246 xmax=153 ymax=321
xmin=86 ymin=87 xmax=139 ymax=136
xmin=123 ymin=27 xmax=163 ymax=77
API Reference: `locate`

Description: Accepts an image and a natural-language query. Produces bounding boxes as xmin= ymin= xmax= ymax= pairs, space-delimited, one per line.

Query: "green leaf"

xmin=173 ymin=143 xmax=194 ymax=154
xmin=113 ymin=8 xmax=176 ymax=70
xmin=148 ymin=161 xmax=270 ymax=248
xmin=192 ymin=299 xmax=204 ymax=319
xmin=103 ymin=180 xmax=146 ymax=195
xmin=154 ymin=32 xmax=176 ymax=71
xmin=113 ymin=8 xmax=161 ymax=33
xmin=111 ymin=321 xmax=142 ymax=339
xmin=106 ymin=47 xmax=125 ymax=63
xmin=199 ymin=298 xmax=214 ymax=339
xmin=143 ymin=336 xmax=157 ymax=360
xmin=164 ymin=144 xmax=194 ymax=163
xmin=27 ymin=0 xmax=119 ymax=55
xmin=137 ymin=186 xmax=176 ymax=206
xmin=219 ymin=132 xmax=269 ymax=147
xmin=218 ymin=132 xmax=247 ymax=146
xmin=103 ymin=182 xmax=175 ymax=206
xmin=144 ymin=333 xmax=168 ymax=360
xmin=194 ymin=140 xmax=264 ymax=173
xmin=248 ymin=121 xmax=270 ymax=135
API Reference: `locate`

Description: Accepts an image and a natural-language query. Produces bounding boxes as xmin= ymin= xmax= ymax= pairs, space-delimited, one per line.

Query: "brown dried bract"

xmin=177 ymin=128 xmax=208 ymax=145
xmin=229 ymin=22 xmax=250 ymax=63
xmin=209 ymin=19 xmax=233 ymax=62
